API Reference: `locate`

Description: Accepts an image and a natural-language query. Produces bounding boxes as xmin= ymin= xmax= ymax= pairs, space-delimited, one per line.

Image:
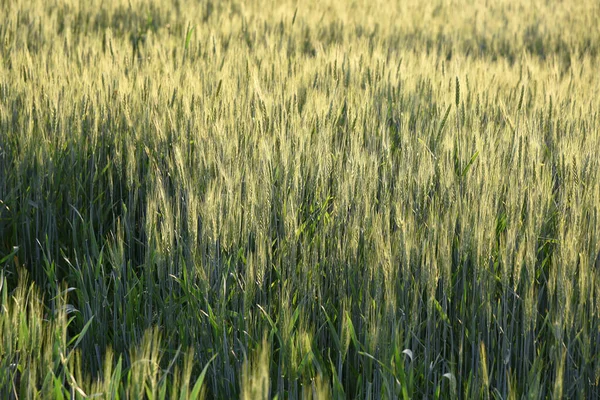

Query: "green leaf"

xmin=54 ymin=375 xmax=66 ymax=400
xmin=345 ymin=311 xmax=364 ymax=352
xmin=321 ymin=305 xmax=342 ymax=354
xmin=461 ymin=150 xmax=479 ymax=178
xmin=0 ymin=246 xmax=19 ymax=264
xmin=185 ymin=24 xmax=195 ymax=51
xmin=329 ymin=358 xmax=346 ymax=398
xmin=109 ymin=356 xmax=123 ymax=398
xmin=358 ymin=351 xmax=395 ymax=377
xmin=189 ymin=354 xmax=218 ymax=400
xmin=257 ymin=304 xmax=283 ymax=347
xmin=68 ymin=316 xmax=94 ymax=348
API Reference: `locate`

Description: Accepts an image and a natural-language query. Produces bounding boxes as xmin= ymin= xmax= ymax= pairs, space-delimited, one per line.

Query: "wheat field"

xmin=1 ymin=0 xmax=600 ymax=398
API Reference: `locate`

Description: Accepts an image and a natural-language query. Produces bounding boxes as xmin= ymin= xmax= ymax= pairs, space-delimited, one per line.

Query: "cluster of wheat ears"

xmin=1 ymin=0 xmax=600 ymax=398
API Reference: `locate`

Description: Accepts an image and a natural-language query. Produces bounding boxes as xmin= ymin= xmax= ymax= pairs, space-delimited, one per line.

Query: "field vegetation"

xmin=1 ymin=0 xmax=600 ymax=398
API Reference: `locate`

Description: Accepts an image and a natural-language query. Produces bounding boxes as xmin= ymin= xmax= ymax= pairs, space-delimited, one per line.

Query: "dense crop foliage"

xmin=1 ymin=0 xmax=600 ymax=398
